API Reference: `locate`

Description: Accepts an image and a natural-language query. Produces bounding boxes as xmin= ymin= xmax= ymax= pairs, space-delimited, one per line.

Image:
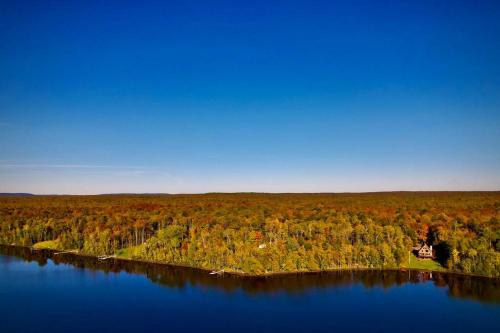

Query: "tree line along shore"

xmin=0 ymin=192 xmax=498 ymax=277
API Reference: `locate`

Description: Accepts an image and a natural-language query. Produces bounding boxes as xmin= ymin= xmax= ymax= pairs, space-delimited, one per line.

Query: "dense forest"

xmin=0 ymin=192 xmax=498 ymax=277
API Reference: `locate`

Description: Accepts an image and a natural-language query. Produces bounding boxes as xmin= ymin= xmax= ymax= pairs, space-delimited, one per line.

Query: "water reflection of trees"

xmin=1 ymin=245 xmax=498 ymax=304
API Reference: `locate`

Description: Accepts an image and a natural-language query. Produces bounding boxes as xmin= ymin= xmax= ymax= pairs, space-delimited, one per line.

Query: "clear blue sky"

xmin=1 ymin=0 xmax=499 ymax=194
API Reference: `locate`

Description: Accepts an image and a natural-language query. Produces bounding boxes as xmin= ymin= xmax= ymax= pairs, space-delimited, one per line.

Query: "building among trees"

xmin=414 ymin=243 xmax=434 ymax=259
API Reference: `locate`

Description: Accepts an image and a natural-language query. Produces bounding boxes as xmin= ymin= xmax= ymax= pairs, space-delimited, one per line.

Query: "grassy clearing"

xmin=116 ymin=245 xmax=143 ymax=259
xmin=33 ymin=239 xmax=61 ymax=250
xmin=408 ymin=254 xmax=444 ymax=271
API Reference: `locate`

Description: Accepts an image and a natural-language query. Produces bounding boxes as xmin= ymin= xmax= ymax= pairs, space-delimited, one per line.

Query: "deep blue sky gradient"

xmin=1 ymin=0 xmax=499 ymax=193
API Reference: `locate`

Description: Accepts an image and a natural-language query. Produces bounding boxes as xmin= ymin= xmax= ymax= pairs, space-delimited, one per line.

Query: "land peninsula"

xmin=0 ymin=192 xmax=498 ymax=277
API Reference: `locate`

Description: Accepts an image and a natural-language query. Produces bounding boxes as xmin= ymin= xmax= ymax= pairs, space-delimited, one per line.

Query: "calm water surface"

xmin=0 ymin=245 xmax=499 ymax=333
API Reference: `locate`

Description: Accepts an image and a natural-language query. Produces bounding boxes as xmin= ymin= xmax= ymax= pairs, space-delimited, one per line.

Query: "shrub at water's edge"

xmin=32 ymin=239 xmax=62 ymax=250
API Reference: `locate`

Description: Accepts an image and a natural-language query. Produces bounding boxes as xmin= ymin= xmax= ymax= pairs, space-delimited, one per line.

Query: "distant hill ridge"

xmin=0 ymin=191 xmax=499 ymax=197
xmin=0 ymin=193 xmax=35 ymax=197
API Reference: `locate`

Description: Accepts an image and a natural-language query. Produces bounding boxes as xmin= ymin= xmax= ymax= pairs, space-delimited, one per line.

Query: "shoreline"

xmin=2 ymin=244 xmax=498 ymax=280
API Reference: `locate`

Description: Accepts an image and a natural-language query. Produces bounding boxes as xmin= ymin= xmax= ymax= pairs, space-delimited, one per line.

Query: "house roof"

xmin=414 ymin=243 xmax=431 ymax=252
xmin=418 ymin=244 xmax=431 ymax=252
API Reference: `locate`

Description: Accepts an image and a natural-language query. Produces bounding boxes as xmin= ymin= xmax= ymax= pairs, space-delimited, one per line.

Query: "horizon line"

xmin=1 ymin=190 xmax=500 ymax=197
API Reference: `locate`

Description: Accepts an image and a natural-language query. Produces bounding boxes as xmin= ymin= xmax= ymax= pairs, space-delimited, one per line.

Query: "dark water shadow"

xmin=1 ymin=245 xmax=498 ymax=304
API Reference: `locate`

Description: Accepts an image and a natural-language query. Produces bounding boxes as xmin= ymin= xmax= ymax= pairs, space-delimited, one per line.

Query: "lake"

xmin=0 ymin=245 xmax=499 ymax=333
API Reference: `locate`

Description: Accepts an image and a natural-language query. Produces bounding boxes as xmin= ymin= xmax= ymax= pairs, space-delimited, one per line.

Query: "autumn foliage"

xmin=0 ymin=192 xmax=498 ymax=276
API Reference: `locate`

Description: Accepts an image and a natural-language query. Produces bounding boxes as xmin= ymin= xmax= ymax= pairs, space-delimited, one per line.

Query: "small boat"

xmin=209 ymin=269 xmax=224 ymax=275
xmin=98 ymin=255 xmax=115 ymax=260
